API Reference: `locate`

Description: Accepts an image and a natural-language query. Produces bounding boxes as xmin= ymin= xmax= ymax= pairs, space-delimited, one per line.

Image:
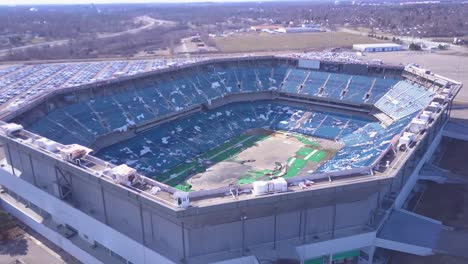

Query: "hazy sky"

xmin=1 ymin=0 xmax=270 ymax=5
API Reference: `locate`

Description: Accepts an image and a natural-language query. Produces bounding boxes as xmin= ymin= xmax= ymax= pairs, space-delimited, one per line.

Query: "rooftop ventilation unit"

xmin=173 ymin=191 xmax=190 ymax=208
xmin=252 ymin=178 xmax=288 ymax=196
xmin=408 ymin=119 xmax=428 ymax=134
xmin=434 ymin=88 xmax=451 ymax=103
xmin=0 ymin=123 xmax=23 ymax=137
xmin=109 ymin=164 xmax=140 ymax=187
xmin=426 ymin=102 xmax=442 ymax=113
xmin=398 ymin=132 xmax=416 ymax=151
xmin=59 ymin=144 xmax=93 ymax=164
xmin=34 ymin=138 xmax=59 ymax=152
xmin=419 ymin=111 xmax=433 ymax=122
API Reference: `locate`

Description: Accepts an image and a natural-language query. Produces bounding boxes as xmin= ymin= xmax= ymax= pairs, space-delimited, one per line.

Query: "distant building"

xmin=250 ymin=24 xmax=283 ymax=32
xmin=353 ymin=43 xmax=402 ymax=52
xmin=277 ymin=25 xmax=324 ymax=34
xmin=250 ymin=24 xmax=324 ymax=34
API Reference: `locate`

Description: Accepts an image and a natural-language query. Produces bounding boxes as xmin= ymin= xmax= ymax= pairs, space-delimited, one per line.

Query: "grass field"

xmin=212 ymin=32 xmax=384 ymax=53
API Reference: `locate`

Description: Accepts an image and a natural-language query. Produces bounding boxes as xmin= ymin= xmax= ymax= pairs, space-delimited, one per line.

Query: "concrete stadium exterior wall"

xmin=0 ymin=132 xmax=389 ymax=262
xmin=0 ymin=197 xmax=102 ymax=264
xmin=296 ymin=232 xmax=376 ymax=260
xmin=374 ymin=238 xmax=433 ymax=256
xmin=0 ymin=168 xmax=175 ymax=264
xmin=394 ymin=120 xmax=445 ymax=208
xmin=177 ymin=194 xmax=379 ymax=258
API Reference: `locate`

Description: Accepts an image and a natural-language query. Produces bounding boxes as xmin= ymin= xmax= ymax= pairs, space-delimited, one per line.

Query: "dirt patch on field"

xmin=235 ymin=134 xmax=303 ymax=170
xmin=186 ymin=130 xmax=340 ymax=191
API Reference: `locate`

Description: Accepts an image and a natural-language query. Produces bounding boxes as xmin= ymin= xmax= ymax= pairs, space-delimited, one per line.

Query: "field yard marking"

xmin=288 ymin=157 xmax=296 ymax=166
xmin=305 ymin=149 xmax=318 ymax=160
xmin=284 ymin=158 xmax=307 ymax=178
xmin=309 ymin=150 xmax=327 ymax=162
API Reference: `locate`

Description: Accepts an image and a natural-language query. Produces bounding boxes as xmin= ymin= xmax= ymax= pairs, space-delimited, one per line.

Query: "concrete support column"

xmin=273 ymin=208 xmax=277 ymax=250
xmin=5 ymin=144 xmax=15 ymax=176
xmin=367 ymin=246 xmax=375 ymax=264
xmin=181 ymin=222 xmax=186 ymax=261
xmin=331 ymin=204 xmax=337 ymax=239
xmin=28 ymin=154 xmax=37 ymax=186
xmin=241 ymin=215 xmax=246 ymax=256
xmin=100 ymin=186 xmax=108 ymax=225
xmin=303 ymin=209 xmax=308 ymax=243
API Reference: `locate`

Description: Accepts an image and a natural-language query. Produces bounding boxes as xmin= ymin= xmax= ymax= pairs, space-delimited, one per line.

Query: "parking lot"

xmin=0 ymin=57 xmax=208 ymax=112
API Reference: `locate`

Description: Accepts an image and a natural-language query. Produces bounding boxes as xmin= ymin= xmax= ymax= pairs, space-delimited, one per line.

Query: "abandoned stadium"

xmin=0 ymin=55 xmax=463 ymax=264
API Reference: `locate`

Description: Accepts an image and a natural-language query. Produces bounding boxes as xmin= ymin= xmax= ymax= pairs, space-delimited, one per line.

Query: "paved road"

xmin=0 ymin=16 xmax=176 ymax=58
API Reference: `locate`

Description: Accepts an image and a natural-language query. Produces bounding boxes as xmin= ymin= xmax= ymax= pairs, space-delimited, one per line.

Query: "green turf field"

xmin=157 ymin=131 xmax=334 ymax=191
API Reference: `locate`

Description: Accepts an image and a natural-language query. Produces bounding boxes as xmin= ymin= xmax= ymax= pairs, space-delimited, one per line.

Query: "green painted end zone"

xmin=296 ymin=147 xmax=314 ymax=157
xmin=308 ymin=150 xmax=327 ymax=162
xmin=284 ymin=158 xmax=307 ymax=179
xmin=237 ymin=169 xmax=272 ymax=184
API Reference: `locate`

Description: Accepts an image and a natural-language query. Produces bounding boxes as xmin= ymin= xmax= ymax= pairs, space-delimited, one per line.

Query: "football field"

xmin=159 ymin=129 xmax=340 ymax=191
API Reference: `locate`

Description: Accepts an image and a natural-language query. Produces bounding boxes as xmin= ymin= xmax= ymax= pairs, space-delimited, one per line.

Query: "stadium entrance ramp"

xmin=376 ymin=209 xmax=468 ymax=258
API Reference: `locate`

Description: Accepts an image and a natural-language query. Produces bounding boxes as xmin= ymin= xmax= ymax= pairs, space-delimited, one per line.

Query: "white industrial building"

xmin=277 ymin=25 xmax=324 ymax=33
xmin=353 ymin=43 xmax=402 ymax=52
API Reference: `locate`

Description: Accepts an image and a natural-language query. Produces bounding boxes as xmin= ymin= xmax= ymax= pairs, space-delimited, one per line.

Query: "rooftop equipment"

xmin=408 ymin=119 xmax=428 ymax=134
xmin=398 ymin=132 xmax=416 ymax=151
xmin=419 ymin=111 xmax=432 ymax=122
xmin=252 ymin=178 xmax=288 ymax=196
xmin=0 ymin=123 xmax=23 ymax=137
xmin=434 ymin=88 xmax=452 ymax=103
xmin=173 ymin=192 xmax=190 ymax=208
xmin=426 ymin=102 xmax=442 ymax=113
xmin=60 ymin=144 xmax=93 ymax=163
xmin=109 ymin=164 xmax=140 ymax=186
xmin=34 ymin=138 xmax=59 ymax=152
